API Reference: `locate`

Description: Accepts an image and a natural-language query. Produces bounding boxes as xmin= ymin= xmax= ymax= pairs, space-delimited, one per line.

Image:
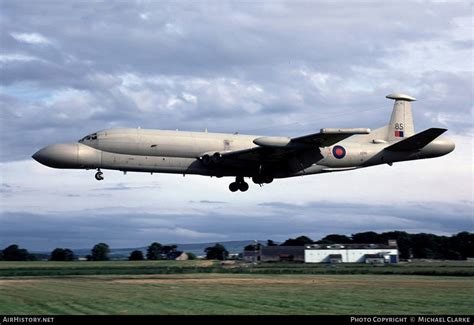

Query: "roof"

xmin=166 ymin=251 xmax=184 ymax=259
xmin=306 ymin=243 xmax=395 ymax=250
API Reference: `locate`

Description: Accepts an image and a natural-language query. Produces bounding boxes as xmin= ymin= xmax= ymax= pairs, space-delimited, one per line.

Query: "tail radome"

xmin=385 ymin=128 xmax=447 ymax=151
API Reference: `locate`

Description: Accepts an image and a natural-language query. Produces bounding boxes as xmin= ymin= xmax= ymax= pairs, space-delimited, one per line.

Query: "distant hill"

xmin=38 ymin=240 xmax=267 ymax=260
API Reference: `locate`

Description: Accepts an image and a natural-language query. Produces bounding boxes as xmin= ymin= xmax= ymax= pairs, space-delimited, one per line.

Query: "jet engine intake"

xmin=212 ymin=152 xmax=223 ymax=163
xmin=201 ymin=154 xmax=211 ymax=165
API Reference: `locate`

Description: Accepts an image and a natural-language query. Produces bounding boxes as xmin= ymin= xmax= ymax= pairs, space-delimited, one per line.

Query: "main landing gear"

xmin=251 ymin=175 xmax=273 ymax=185
xmin=95 ymin=169 xmax=104 ymax=181
xmin=229 ymin=176 xmax=249 ymax=192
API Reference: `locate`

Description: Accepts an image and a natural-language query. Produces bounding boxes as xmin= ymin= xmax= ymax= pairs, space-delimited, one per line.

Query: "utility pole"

xmin=254 ymin=240 xmax=258 ymax=265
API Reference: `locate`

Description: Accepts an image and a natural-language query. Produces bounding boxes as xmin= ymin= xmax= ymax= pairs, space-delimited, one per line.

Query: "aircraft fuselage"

xmin=32 ymin=127 xmax=454 ymax=177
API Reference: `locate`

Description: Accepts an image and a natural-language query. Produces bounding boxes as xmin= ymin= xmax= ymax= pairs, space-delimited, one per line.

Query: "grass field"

xmin=1 ymin=259 xmax=473 ymax=276
xmin=0 ymin=260 xmax=473 ymax=315
xmin=0 ymin=274 xmax=473 ymax=315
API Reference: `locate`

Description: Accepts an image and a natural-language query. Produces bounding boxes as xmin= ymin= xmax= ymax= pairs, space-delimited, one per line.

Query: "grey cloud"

xmin=450 ymin=40 xmax=473 ymax=50
xmin=0 ymin=183 xmax=12 ymax=194
xmin=91 ymin=182 xmax=161 ymax=192
xmin=187 ymin=200 xmax=228 ymax=204
xmin=1 ymin=2 xmax=463 ymax=75
xmin=0 ymin=211 xmax=227 ymax=250
xmin=1 ymin=200 xmax=471 ymax=251
xmin=0 ymin=183 xmax=25 ymax=197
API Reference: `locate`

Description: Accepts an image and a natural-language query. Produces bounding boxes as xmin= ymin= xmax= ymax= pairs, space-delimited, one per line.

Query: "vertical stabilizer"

xmin=386 ymin=93 xmax=416 ymax=142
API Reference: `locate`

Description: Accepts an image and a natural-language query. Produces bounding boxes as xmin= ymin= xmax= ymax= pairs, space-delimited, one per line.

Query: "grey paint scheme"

xmin=32 ymin=93 xmax=455 ymax=190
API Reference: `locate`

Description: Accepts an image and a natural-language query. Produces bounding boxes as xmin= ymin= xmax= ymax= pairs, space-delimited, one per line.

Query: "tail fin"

xmin=386 ymin=93 xmax=416 ymax=142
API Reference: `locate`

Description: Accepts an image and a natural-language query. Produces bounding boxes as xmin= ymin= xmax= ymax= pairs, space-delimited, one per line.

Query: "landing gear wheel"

xmin=239 ymin=182 xmax=249 ymax=192
xmin=229 ymin=182 xmax=239 ymax=192
xmin=95 ymin=171 xmax=104 ymax=181
xmin=229 ymin=176 xmax=249 ymax=192
xmin=252 ymin=175 xmax=273 ymax=185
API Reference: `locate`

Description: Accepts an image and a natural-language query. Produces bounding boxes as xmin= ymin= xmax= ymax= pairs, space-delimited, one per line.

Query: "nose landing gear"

xmin=229 ymin=176 xmax=249 ymax=192
xmin=95 ymin=169 xmax=104 ymax=181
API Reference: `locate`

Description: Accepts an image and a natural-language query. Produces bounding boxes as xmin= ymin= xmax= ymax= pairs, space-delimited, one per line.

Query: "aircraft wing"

xmin=218 ymin=128 xmax=370 ymax=163
xmin=220 ymin=146 xmax=291 ymax=163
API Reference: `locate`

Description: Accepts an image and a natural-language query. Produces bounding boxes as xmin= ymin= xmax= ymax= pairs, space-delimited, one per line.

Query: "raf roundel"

xmin=332 ymin=145 xmax=346 ymax=159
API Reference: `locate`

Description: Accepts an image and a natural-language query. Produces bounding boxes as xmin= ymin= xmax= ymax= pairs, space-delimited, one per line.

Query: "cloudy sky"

xmin=0 ymin=1 xmax=472 ymax=251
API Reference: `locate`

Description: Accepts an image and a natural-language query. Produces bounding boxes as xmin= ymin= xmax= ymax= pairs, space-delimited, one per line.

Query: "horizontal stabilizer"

xmin=385 ymin=128 xmax=447 ymax=151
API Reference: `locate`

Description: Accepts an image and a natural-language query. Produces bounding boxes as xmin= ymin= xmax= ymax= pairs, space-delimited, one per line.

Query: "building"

xmin=243 ymin=250 xmax=260 ymax=262
xmin=166 ymin=251 xmax=188 ymax=260
xmin=305 ymin=242 xmax=398 ymax=264
xmin=243 ymin=246 xmax=305 ymax=262
xmin=261 ymin=246 xmax=305 ymax=262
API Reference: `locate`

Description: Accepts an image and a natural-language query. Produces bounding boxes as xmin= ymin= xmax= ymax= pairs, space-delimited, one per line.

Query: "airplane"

xmin=32 ymin=93 xmax=455 ymax=192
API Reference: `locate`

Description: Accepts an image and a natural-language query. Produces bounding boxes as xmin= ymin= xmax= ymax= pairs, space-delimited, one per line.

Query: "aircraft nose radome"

xmin=32 ymin=150 xmax=40 ymax=162
xmin=32 ymin=148 xmax=49 ymax=164
xmin=31 ymin=144 xmax=79 ymax=168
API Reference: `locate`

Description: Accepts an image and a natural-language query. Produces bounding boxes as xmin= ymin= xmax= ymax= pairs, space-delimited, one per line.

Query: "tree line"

xmin=1 ymin=231 xmax=472 ymax=261
xmin=244 ymin=231 xmax=473 ymax=260
xmin=0 ymin=242 xmax=224 ymax=261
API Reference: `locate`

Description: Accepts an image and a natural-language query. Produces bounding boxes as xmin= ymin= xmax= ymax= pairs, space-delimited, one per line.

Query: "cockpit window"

xmin=78 ymin=133 xmax=98 ymax=143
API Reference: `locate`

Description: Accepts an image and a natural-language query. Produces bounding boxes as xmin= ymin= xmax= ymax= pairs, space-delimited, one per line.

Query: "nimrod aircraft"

xmin=33 ymin=93 xmax=455 ymax=192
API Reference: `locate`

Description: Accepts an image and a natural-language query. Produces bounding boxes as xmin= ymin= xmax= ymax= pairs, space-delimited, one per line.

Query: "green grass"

xmin=1 ymin=260 xmax=473 ymax=276
xmin=250 ymin=260 xmax=474 ymax=276
xmin=0 ymin=274 xmax=472 ymax=315
xmin=0 ymin=260 xmax=216 ymax=269
xmin=0 ymin=260 xmax=220 ymax=276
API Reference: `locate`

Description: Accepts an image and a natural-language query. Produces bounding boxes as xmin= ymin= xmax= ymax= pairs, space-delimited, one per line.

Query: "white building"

xmin=305 ymin=243 xmax=399 ymax=264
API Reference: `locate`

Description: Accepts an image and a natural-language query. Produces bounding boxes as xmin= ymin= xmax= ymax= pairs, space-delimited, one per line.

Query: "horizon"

xmin=3 ymin=230 xmax=471 ymax=253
